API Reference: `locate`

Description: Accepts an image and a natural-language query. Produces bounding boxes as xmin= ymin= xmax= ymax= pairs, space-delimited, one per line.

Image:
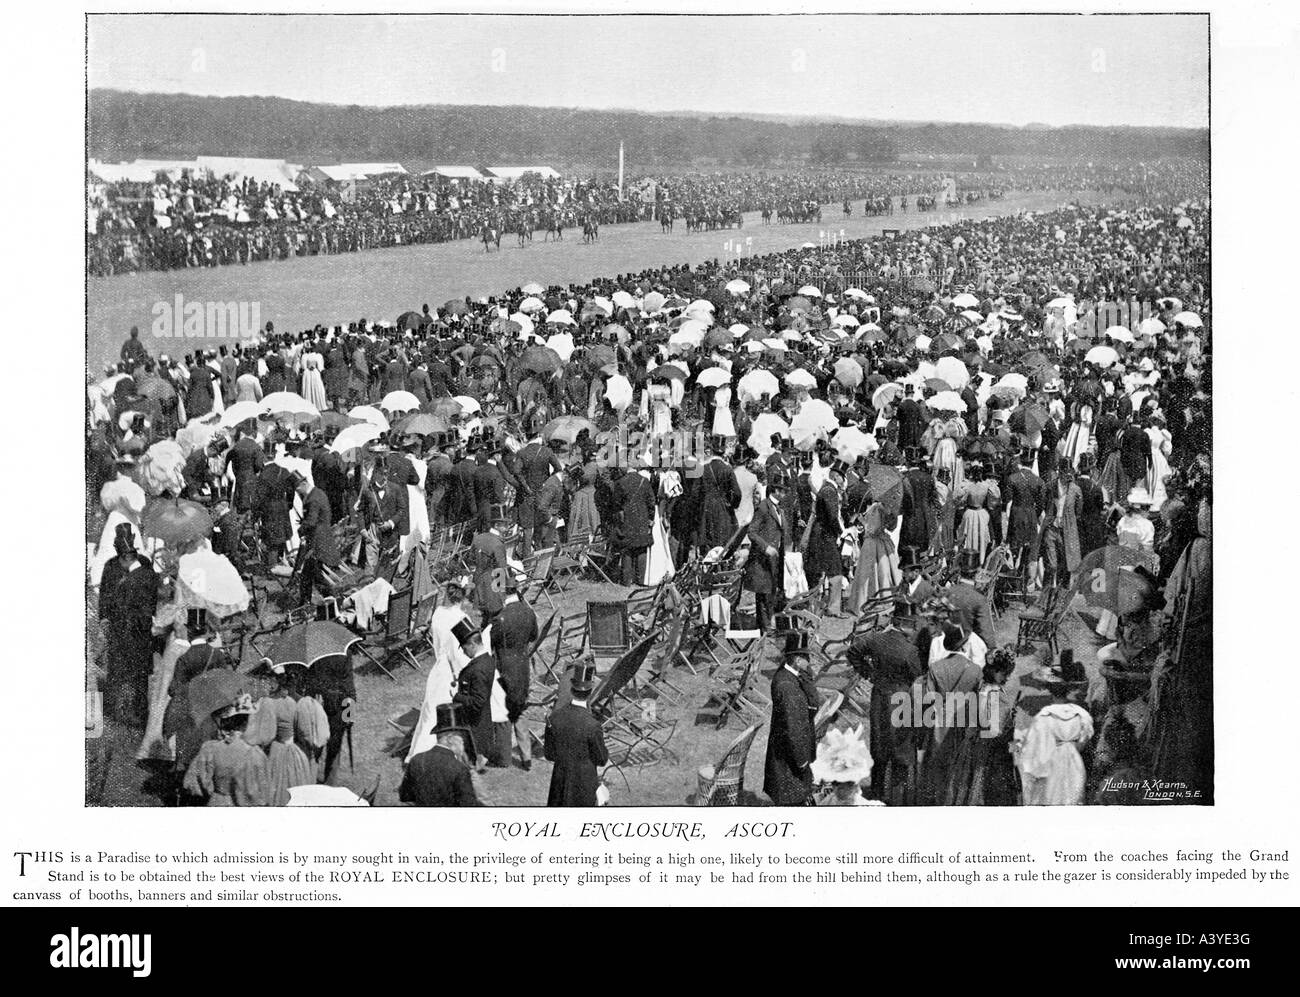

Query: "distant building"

xmin=483 ymin=166 xmax=561 ymax=181
xmin=195 ymin=156 xmax=300 ymax=190
xmin=423 ymin=165 xmax=487 ymax=182
xmin=317 ymin=162 xmax=408 ymax=183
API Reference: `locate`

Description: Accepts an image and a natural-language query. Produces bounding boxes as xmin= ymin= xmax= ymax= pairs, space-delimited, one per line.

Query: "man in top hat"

xmin=97 ymin=523 xmax=159 ymax=726
xmin=400 ymin=703 xmax=482 ymax=807
xmin=899 ymin=452 xmax=938 ymax=558
xmin=1040 ymin=462 xmax=1082 ymax=590
xmin=471 ymin=442 xmax=517 ymax=534
xmin=514 ymin=429 xmax=563 ymax=558
xmin=1075 ymin=453 xmax=1108 ymax=557
xmin=447 ymin=440 xmax=480 ymax=525
xmin=805 ymin=462 xmax=849 ymax=617
xmin=940 ymin=562 xmax=997 ymax=651
xmin=694 ymin=441 xmax=742 ymax=555
xmin=295 ymin=471 xmax=342 ymax=606
xmin=743 ymin=470 xmax=787 ymax=632
xmin=544 ymin=658 xmax=609 ymax=807
xmin=895 ymin=382 xmax=926 ymax=453
xmin=848 ymin=618 xmax=923 ymax=804
xmin=223 ymin=425 xmax=265 ymax=512
xmin=611 ymin=458 xmax=657 ymax=585
xmin=451 ymin=619 xmax=507 ymax=770
xmin=359 ymin=453 xmax=410 ymax=568
xmin=764 ymin=631 xmax=821 ymax=805
xmin=1002 ymin=445 xmax=1047 ymax=589
xmin=491 ymin=575 xmax=539 ymax=771
xmin=894 ymin=547 xmax=936 ymax=616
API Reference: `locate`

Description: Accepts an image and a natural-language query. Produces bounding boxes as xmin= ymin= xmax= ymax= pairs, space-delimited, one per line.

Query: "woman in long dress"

xmin=644 ymin=469 xmax=679 ymax=585
xmin=247 ymin=666 xmax=317 ymax=805
xmin=566 ymin=458 xmax=601 ymax=539
xmin=1019 ymin=688 xmax=1094 ymax=806
xmin=136 ymin=602 xmax=187 ymax=762
xmin=300 ymin=351 xmax=328 ymax=413
xmin=711 ymin=385 xmax=736 ymax=440
xmin=954 ymin=468 xmax=1001 ymax=562
xmin=1144 ymin=415 xmax=1173 ymax=512
xmin=182 ymin=694 xmax=271 ymax=807
xmin=1062 ymin=402 xmax=1093 ymax=470
xmin=847 ymin=495 xmax=901 ymax=611
xmin=924 ymin=413 xmax=966 ymax=491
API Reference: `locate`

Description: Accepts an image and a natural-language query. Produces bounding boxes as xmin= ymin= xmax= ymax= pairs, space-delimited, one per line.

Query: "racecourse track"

xmin=87 ymin=189 xmax=1109 ymax=371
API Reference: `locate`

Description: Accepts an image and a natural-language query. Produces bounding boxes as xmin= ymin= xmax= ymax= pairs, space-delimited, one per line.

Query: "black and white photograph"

xmin=81 ymin=9 xmax=1214 ymax=811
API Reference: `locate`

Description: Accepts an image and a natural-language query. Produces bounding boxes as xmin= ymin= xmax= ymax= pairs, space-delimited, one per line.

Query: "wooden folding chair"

xmin=354 ymin=587 xmax=424 ymax=681
xmin=702 ymin=637 xmax=770 ymax=730
xmin=1014 ymin=585 xmax=1075 ymax=656
xmin=589 ymin=632 xmax=679 ymax=767
xmin=517 ymin=547 xmax=558 ymax=610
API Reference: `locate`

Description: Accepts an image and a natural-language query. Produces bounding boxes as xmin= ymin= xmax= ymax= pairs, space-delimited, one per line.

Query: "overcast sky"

xmin=88 ymin=13 xmax=1208 ymax=128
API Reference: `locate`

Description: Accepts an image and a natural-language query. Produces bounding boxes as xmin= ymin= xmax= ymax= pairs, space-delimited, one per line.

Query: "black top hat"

xmin=431 ymin=702 xmax=477 ymax=757
xmin=450 ymin=618 xmax=479 ymax=647
xmin=898 ymin=546 xmax=924 ymax=571
xmin=782 ymin=631 xmax=812 ymax=660
xmin=185 ymin=607 xmax=208 ymax=633
xmin=570 ymin=659 xmax=598 ymax=697
xmin=114 ymin=522 xmax=136 ymax=548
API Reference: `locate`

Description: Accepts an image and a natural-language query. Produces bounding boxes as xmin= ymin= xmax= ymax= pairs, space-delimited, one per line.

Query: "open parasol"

xmin=381 ymin=390 xmax=420 ymax=414
xmin=1085 ymin=345 xmax=1120 ymax=368
xmin=519 ymin=345 xmax=563 ymax=374
xmin=834 ymin=357 xmax=863 ymax=389
xmin=864 ymin=463 xmax=904 ymax=516
xmin=141 ymin=498 xmax=213 ymax=547
xmin=331 ymin=422 xmax=385 ymax=454
xmin=737 ymin=369 xmax=779 ymax=404
xmin=177 ymin=548 xmax=250 ymax=618
xmin=696 ymin=366 xmax=731 ymax=388
xmin=395 ymin=413 xmax=450 ymax=438
xmin=269 ymin=620 xmax=363 ymax=670
xmin=542 ymin=415 xmax=599 ymax=445
xmin=832 ymin=425 xmax=877 ymax=463
xmin=187 ymin=670 xmax=251 ymax=726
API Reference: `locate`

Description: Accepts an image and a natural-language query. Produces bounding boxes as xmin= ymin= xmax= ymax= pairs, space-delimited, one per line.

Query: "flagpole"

xmin=618 ymin=141 xmax=625 ymax=201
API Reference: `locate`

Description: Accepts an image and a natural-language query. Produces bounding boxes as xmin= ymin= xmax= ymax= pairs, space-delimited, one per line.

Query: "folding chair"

xmin=813 ymin=689 xmax=845 ymax=740
xmin=974 ymin=544 xmax=1008 ymax=620
xmin=354 ymin=587 xmax=424 ymax=681
xmin=1014 ymin=585 xmax=1075 ymax=657
xmin=517 ymin=547 xmax=558 ymax=610
xmin=589 ymin=632 xmax=679 ymax=767
xmin=701 ymin=637 xmax=770 ymax=730
xmin=693 ymin=722 xmax=764 ymax=806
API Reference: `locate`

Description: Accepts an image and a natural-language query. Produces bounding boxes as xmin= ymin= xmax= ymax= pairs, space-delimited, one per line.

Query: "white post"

xmin=618 ymin=141 xmax=625 ymax=201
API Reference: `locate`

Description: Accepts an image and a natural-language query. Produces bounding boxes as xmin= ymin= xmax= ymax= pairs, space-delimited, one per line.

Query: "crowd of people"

xmin=87 ymin=185 xmax=1211 ymax=807
xmin=86 ymin=157 xmax=1205 ymax=276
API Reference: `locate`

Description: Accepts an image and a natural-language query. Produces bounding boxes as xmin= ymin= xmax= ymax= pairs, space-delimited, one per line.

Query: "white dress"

xmin=644 ymin=472 xmax=678 ymax=586
xmin=1020 ymin=703 xmax=1094 ymax=805
xmin=1062 ymin=404 xmax=1093 ymax=469
xmin=300 ymin=353 xmax=328 ymax=412
xmin=401 ymin=456 xmax=432 ymax=554
xmin=1145 ymin=426 xmax=1173 ymax=511
xmin=712 ymin=386 xmax=736 ymax=438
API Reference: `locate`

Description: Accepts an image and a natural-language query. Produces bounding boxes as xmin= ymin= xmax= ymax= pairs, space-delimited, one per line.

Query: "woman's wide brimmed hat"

xmin=1126 ymin=485 xmax=1153 ymax=507
xmin=811 ymin=725 xmax=874 ymax=784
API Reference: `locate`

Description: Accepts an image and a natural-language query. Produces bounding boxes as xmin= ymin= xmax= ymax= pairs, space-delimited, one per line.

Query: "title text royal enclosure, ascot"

xmin=86 ymin=154 xmax=1210 ymax=809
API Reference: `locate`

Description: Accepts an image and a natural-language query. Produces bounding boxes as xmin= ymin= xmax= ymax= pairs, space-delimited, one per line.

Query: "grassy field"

xmin=87 ymin=188 xmax=1107 ymax=371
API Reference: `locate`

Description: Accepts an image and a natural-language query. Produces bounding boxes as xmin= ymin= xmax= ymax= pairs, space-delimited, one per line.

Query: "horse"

xmin=514 ymin=217 xmax=529 ymax=248
xmin=582 ymin=219 xmax=599 ymax=244
xmin=760 ymin=205 xmax=772 ymax=225
xmin=658 ymin=207 xmax=674 ymax=234
xmin=843 ymin=199 xmax=853 ymax=218
xmin=480 ymin=225 xmax=501 ymax=252
xmin=546 ymin=214 xmax=564 ymax=242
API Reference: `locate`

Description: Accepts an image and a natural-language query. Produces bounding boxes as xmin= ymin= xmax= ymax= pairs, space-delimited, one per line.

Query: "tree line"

xmin=89 ymin=90 xmax=1207 ymax=169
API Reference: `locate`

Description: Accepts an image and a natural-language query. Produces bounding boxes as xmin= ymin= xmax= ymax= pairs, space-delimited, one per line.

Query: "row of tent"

xmin=88 ymin=157 xmax=560 ymax=190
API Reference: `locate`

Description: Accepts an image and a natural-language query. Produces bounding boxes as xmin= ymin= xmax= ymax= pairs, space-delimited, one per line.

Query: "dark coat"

xmin=900 ymin=468 xmax=938 ymax=553
xmin=472 ymin=461 xmax=512 ymax=531
xmin=1119 ymin=423 xmax=1151 ymax=483
xmin=942 ymin=581 xmax=997 ymax=646
xmin=613 ymin=471 xmax=656 ymax=550
xmin=299 ymin=486 xmax=341 ymax=566
xmin=895 ymin=397 xmax=926 ymax=449
xmin=763 ymin=665 xmax=819 ymax=805
xmin=1076 ymin=475 xmax=1108 ymax=555
xmin=453 ymin=650 xmax=500 ymax=756
xmin=224 ymin=436 xmax=265 ymax=511
xmin=743 ymin=496 xmax=785 ymax=596
xmin=804 ymin=480 xmax=844 ymax=582
xmin=470 ymin=531 xmax=509 ymax=616
xmin=696 ymin=459 xmax=741 ymax=551
xmin=515 ymin=441 xmax=562 ymax=529
xmin=254 ymin=463 xmax=296 ymax=546
xmin=400 ymin=745 xmax=481 ymax=806
xmin=544 ymin=703 xmax=609 ymax=807
xmin=447 ymin=458 xmax=479 ymax=524
xmin=492 ymin=598 xmax=538 ymax=720
xmin=1002 ymin=467 xmax=1046 ymax=549
xmin=185 ymin=364 xmax=216 ymax=418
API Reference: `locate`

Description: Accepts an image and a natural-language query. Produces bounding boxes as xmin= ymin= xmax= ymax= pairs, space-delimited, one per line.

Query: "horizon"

xmin=88 ymin=87 xmax=1208 ymax=133
xmin=88 ymin=13 xmax=1209 ymax=130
